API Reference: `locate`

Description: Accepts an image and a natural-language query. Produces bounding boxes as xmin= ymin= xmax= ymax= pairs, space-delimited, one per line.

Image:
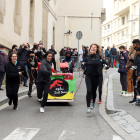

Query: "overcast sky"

xmin=103 ymin=0 xmax=114 ymax=17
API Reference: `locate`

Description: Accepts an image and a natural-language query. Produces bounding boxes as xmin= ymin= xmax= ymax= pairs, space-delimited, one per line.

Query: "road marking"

xmin=113 ymin=135 xmax=124 ymax=140
xmin=58 ymin=130 xmax=76 ymax=140
xmin=3 ymin=128 xmax=40 ymax=140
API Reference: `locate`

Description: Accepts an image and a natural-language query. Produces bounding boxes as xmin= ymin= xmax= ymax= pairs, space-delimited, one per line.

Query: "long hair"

xmin=90 ymin=43 xmax=101 ymax=54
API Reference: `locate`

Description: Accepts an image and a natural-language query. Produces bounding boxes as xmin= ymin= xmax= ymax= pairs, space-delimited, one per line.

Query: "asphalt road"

xmin=0 ymin=69 xmax=118 ymax=140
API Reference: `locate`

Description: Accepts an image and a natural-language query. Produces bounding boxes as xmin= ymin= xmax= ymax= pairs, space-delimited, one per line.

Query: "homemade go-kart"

xmin=37 ymin=62 xmax=76 ymax=102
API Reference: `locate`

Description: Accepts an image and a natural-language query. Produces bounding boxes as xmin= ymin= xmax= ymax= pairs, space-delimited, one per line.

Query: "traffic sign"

xmin=76 ymin=31 xmax=83 ymax=40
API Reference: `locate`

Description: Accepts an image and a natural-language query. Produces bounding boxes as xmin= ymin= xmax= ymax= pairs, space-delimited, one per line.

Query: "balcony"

xmin=114 ymin=0 xmax=130 ymax=16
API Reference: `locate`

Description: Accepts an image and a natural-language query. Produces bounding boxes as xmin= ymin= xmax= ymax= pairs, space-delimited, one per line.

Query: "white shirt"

xmin=79 ymin=49 xmax=83 ymax=61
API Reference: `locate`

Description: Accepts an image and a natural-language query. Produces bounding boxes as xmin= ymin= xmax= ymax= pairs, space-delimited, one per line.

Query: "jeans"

xmin=111 ymin=55 xmax=116 ymax=67
xmin=22 ymin=65 xmax=28 ymax=84
xmin=0 ymin=72 xmax=5 ymax=88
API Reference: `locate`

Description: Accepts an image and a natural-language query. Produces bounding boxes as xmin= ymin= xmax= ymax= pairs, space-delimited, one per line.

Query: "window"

xmin=114 ymin=34 xmax=116 ymax=43
xmin=29 ymin=0 xmax=35 ymax=39
xmin=108 ymin=24 xmax=110 ymax=32
xmin=104 ymin=26 xmax=106 ymax=34
xmin=0 ymin=0 xmax=6 ymax=24
xmin=122 ymin=31 xmax=125 ymax=40
xmin=122 ymin=17 xmax=125 ymax=25
xmin=134 ymin=6 xmax=136 ymax=15
xmin=13 ymin=0 xmax=22 ymax=35
xmin=134 ymin=22 xmax=135 ymax=32
xmin=108 ymin=37 xmax=110 ymax=44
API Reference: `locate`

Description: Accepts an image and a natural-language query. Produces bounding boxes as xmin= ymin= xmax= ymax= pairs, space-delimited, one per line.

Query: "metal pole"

xmin=139 ymin=0 xmax=140 ymax=39
xmin=78 ymin=38 xmax=79 ymax=70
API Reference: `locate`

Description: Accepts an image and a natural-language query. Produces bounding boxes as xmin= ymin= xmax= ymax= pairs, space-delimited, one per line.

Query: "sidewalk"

xmin=108 ymin=73 xmax=140 ymax=140
xmin=0 ymin=82 xmax=35 ymax=106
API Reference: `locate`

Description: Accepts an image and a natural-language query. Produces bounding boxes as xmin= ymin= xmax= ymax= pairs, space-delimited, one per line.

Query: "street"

xmin=0 ymin=69 xmax=118 ymax=140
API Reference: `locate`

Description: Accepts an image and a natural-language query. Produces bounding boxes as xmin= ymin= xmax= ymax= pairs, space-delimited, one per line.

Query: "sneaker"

xmin=23 ymin=84 xmax=28 ymax=87
xmin=98 ymin=99 xmax=102 ymax=104
xmin=90 ymin=102 xmax=95 ymax=110
xmin=129 ymin=99 xmax=136 ymax=103
xmin=13 ymin=106 xmax=18 ymax=110
xmin=120 ymin=92 xmax=123 ymax=95
xmin=0 ymin=88 xmax=4 ymax=90
xmin=38 ymin=98 xmax=43 ymax=102
xmin=122 ymin=92 xmax=129 ymax=96
xmin=28 ymin=92 xmax=32 ymax=97
xmin=8 ymin=100 xmax=12 ymax=106
xmin=91 ymin=99 xmax=93 ymax=103
xmin=40 ymin=107 xmax=44 ymax=113
xmin=87 ymin=107 xmax=91 ymax=114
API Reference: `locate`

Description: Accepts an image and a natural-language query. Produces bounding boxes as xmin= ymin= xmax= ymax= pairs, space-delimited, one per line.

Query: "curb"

xmin=0 ymin=87 xmax=36 ymax=106
xmin=99 ymin=78 xmax=135 ymax=140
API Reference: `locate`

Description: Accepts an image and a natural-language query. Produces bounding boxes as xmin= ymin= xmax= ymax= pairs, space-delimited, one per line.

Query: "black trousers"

xmin=6 ymin=82 xmax=19 ymax=107
xmin=37 ymin=82 xmax=50 ymax=108
xmin=29 ymin=70 xmax=37 ymax=93
xmin=86 ymin=74 xmax=99 ymax=107
xmin=120 ymin=73 xmax=127 ymax=91
xmin=98 ymin=75 xmax=103 ymax=100
xmin=51 ymin=58 xmax=56 ymax=70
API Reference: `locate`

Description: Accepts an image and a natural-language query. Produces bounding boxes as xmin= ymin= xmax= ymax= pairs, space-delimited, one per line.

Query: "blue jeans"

xmin=111 ymin=55 xmax=116 ymax=67
xmin=22 ymin=65 xmax=28 ymax=84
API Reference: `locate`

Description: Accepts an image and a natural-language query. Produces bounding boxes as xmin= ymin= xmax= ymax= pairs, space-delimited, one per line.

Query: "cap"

xmin=0 ymin=44 xmax=5 ymax=48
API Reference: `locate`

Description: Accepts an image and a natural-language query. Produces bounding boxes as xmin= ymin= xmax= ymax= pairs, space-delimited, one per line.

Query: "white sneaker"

xmin=38 ymin=98 xmax=43 ymax=102
xmin=122 ymin=92 xmax=130 ymax=97
xmin=120 ymin=92 xmax=123 ymax=95
xmin=90 ymin=102 xmax=95 ymax=110
xmin=40 ymin=107 xmax=44 ymax=113
xmin=87 ymin=107 xmax=91 ymax=114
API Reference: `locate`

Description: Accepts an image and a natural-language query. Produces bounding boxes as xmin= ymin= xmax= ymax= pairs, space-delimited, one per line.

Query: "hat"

xmin=29 ymin=50 xmax=35 ymax=54
xmin=0 ymin=44 xmax=5 ymax=48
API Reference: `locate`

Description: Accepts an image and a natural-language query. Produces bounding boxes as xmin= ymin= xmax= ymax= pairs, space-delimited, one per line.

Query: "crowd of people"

xmin=0 ymin=41 xmax=57 ymax=112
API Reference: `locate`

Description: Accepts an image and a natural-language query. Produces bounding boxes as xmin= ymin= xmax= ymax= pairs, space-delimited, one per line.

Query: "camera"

xmin=24 ymin=46 xmax=27 ymax=49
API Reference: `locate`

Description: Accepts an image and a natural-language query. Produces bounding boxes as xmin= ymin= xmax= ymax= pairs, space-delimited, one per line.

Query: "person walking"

xmin=110 ymin=44 xmax=117 ymax=68
xmin=36 ymin=51 xmax=53 ymax=113
xmin=18 ymin=43 xmax=30 ymax=87
xmin=129 ymin=39 xmax=140 ymax=103
xmin=118 ymin=46 xmax=128 ymax=96
xmin=79 ymin=45 xmax=84 ymax=70
xmin=82 ymin=44 xmax=100 ymax=114
xmin=6 ymin=52 xmax=28 ymax=110
xmin=126 ymin=46 xmax=135 ymax=96
xmin=105 ymin=46 xmax=111 ymax=64
xmin=49 ymin=45 xmax=57 ymax=71
xmin=0 ymin=45 xmax=8 ymax=90
xmin=27 ymin=50 xmax=38 ymax=97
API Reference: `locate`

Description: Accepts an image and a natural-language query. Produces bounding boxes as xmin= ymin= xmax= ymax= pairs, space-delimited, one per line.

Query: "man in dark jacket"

xmin=0 ymin=45 xmax=8 ymax=90
xmin=118 ymin=46 xmax=128 ymax=96
xmin=18 ymin=43 xmax=30 ymax=87
xmin=49 ymin=45 xmax=57 ymax=70
xmin=110 ymin=44 xmax=117 ymax=67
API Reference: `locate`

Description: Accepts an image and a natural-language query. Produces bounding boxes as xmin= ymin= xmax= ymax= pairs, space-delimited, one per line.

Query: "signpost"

xmin=76 ymin=31 xmax=83 ymax=70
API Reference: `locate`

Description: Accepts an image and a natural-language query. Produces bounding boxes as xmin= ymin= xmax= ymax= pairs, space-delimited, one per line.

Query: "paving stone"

xmin=116 ymin=120 xmax=127 ymax=125
xmin=112 ymin=116 xmax=122 ymax=121
xmin=119 ymin=125 xmax=136 ymax=134
xmin=130 ymin=130 xmax=140 ymax=140
xmin=122 ymin=115 xmax=137 ymax=124
xmin=132 ymin=122 xmax=140 ymax=131
xmin=109 ymin=112 xmax=121 ymax=117
xmin=118 ymin=110 xmax=127 ymax=116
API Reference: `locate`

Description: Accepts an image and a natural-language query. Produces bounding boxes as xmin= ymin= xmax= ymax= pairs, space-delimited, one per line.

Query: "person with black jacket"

xmin=49 ymin=45 xmax=57 ymax=70
xmin=82 ymin=44 xmax=100 ymax=114
xmin=18 ymin=43 xmax=30 ymax=87
xmin=6 ymin=52 xmax=28 ymax=110
xmin=36 ymin=51 xmax=53 ymax=113
xmin=27 ymin=50 xmax=38 ymax=97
